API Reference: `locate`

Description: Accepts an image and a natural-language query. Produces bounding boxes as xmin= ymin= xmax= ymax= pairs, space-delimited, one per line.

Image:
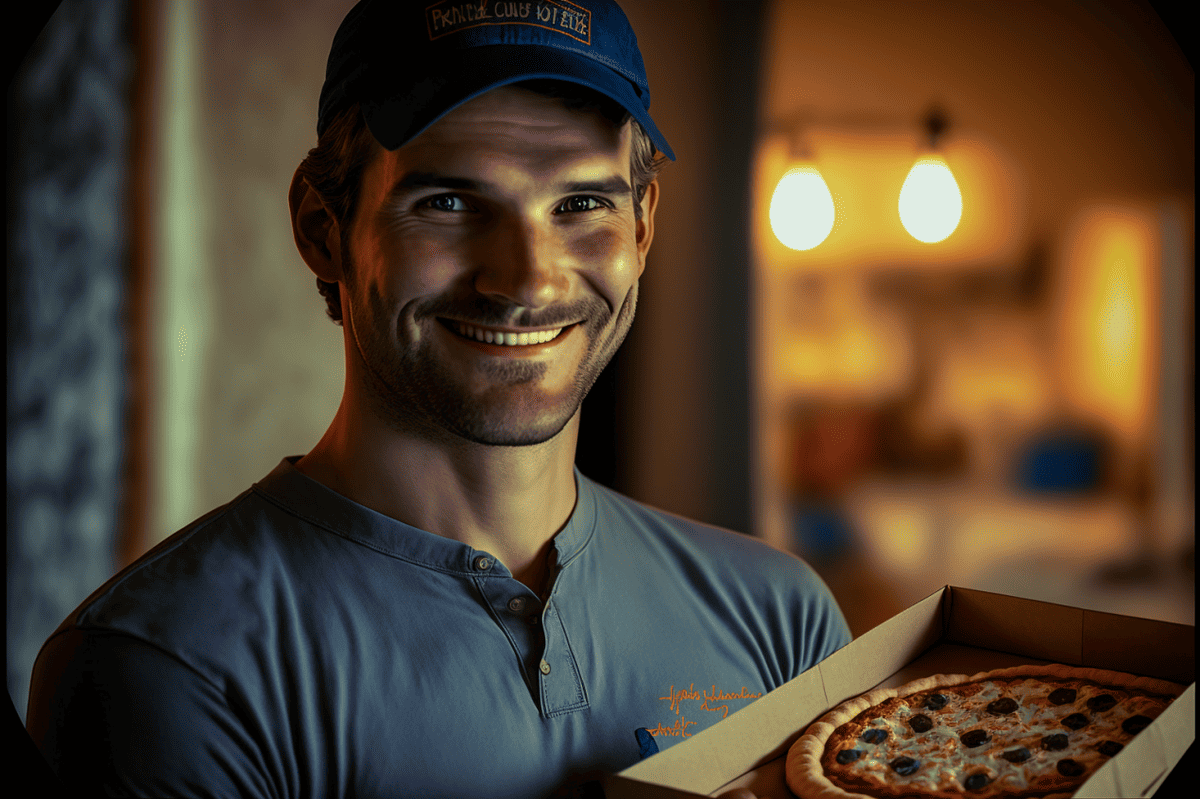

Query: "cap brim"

xmin=362 ymin=45 xmax=675 ymax=161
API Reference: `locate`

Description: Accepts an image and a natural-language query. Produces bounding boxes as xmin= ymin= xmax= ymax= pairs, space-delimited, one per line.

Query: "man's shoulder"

xmin=50 ymin=483 xmax=291 ymax=650
xmin=579 ymin=475 xmax=853 ymax=662
xmin=581 ymin=475 xmax=813 ymax=578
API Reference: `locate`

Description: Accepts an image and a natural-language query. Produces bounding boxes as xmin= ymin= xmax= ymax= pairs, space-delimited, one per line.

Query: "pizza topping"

xmin=890 ymin=756 xmax=920 ymax=775
xmin=1041 ymin=733 xmax=1069 ymax=750
xmin=924 ymin=693 xmax=948 ymax=710
xmin=1000 ymin=746 xmax=1032 ymax=763
xmin=909 ymin=713 xmax=933 ymax=733
xmin=835 ymin=749 xmax=863 ymax=764
xmin=964 ymin=772 xmax=992 ymax=791
xmin=860 ymin=728 xmax=889 ymax=744
xmin=1062 ymin=712 xmax=1090 ymax=729
xmin=1121 ymin=715 xmax=1152 ymax=735
xmin=1049 ymin=687 xmax=1077 ymax=705
xmin=1056 ymin=758 xmax=1086 ymax=777
xmin=986 ymin=697 xmax=1017 ymax=714
xmin=1098 ymin=740 xmax=1124 ymax=756
xmin=960 ymin=729 xmax=990 ymax=748
xmin=1086 ymin=693 xmax=1117 ymax=712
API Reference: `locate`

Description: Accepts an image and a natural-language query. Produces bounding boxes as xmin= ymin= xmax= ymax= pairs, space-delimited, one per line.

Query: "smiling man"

xmin=26 ymin=2 xmax=850 ymax=798
xmin=289 ymin=81 xmax=653 ymax=595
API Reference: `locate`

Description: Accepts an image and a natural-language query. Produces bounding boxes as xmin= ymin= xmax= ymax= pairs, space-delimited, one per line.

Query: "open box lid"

xmin=605 ymin=585 xmax=1195 ymax=798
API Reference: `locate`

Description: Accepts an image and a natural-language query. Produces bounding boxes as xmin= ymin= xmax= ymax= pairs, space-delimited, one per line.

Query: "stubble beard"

xmin=343 ymin=247 xmax=638 ymax=448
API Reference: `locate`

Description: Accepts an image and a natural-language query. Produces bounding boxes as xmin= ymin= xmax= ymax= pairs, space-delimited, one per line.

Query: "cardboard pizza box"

xmin=603 ymin=585 xmax=1195 ymax=799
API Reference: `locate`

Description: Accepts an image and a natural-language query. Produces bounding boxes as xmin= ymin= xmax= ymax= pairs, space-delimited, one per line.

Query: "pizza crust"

xmin=786 ymin=664 xmax=1184 ymax=799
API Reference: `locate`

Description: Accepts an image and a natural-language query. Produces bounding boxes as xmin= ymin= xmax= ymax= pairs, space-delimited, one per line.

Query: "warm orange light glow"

xmin=769 ymin=166 xmax=836 ymax=250
xmin=772 ymin=276 xmax=913 ymax=401
xmin=898 ymin=155 xmax=963 ymax=243
xmin=1056 ymin=207 xmax=1158 ymax=443
xmin=751 ymin=130 xmax=1024 ymax=274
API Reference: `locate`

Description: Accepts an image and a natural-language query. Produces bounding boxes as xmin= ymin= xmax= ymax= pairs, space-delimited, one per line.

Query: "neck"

xmin=295 ymin=404 xmax=580 ymax=593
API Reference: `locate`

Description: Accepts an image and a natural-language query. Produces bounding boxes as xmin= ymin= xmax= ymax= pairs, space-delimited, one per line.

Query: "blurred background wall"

xmin=8 ymin=0 xmax=1193 ymax=726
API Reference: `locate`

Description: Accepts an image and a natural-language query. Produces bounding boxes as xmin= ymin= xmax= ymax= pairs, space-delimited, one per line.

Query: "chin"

xmin=443 ymin=395 xmax=580 ymax=447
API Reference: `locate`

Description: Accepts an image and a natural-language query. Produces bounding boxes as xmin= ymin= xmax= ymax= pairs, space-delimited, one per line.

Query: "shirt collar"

xmin=251 ymin=456 xmax=597 ymax=577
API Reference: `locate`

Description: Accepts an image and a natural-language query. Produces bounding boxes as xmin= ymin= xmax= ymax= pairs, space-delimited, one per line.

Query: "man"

xmin=26 ymin=2 xmax=851 ymax=797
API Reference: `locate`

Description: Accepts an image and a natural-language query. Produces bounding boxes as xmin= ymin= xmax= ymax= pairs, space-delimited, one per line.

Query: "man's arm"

xmin=27 ymin=628 xmax=275 ymax=799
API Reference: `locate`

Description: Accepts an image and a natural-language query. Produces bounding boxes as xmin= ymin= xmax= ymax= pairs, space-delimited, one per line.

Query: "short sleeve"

xmin=26 ymin=628 xmax=277 ymax=799
xmin=805 ymin=573 xmax=853 ymax=667
xmin=777 ymin=555 xmax=853 ymax=680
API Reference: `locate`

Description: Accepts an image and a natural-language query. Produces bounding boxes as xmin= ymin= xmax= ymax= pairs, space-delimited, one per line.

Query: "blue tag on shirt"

xmin=635 ymin=727 xmax=659 ymax=760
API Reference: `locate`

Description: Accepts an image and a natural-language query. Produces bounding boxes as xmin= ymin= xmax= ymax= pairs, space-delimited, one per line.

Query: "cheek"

xmin=369 ymin=230 xmax=469 ymax=299
xmin=568 ymin=225 xmax=641 ymax=287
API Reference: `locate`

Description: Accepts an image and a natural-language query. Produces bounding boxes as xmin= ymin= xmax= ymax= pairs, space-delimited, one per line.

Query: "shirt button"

xmin=507 ymin=597 xmax=526 ymax=613
xmin=539 ymin=660 xmax=551 ymax=675
xmin=473 ymin=556 xmax=492 ymax=571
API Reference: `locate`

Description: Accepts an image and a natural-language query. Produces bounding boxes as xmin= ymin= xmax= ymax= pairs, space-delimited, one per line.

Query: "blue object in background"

xmin=791 ymin=503 xmax=855 ymax=563
xmin=1015 ymin=433 xmax=1105 ymax=493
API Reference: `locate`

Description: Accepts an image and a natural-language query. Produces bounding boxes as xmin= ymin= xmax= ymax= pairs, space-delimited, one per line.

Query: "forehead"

xmin=365 ymin=85 xmax=632 ymax=189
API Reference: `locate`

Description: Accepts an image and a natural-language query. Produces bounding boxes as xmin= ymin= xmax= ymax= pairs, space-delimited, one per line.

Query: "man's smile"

xmin=437 ymin=318 xmax=581 ymax=353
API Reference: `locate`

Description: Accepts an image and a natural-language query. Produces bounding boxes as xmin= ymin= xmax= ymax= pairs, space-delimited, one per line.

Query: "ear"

xmin=635 ymin=178 xmax=658 ymax=278
xmin=289 ymin=168 xmax=343 ymax=284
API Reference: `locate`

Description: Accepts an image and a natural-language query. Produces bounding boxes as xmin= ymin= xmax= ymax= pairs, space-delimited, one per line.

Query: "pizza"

xmin=786 ymin=663 xmax=1184 ymax=799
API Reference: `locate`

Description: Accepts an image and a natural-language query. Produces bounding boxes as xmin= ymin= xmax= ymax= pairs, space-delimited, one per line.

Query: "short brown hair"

xmin=295 ymin=81 xmax=668 ymax=326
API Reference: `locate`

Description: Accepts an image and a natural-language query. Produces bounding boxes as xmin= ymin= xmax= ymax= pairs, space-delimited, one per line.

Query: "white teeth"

xmin=455 ymin=323 xmax=565 ymax=346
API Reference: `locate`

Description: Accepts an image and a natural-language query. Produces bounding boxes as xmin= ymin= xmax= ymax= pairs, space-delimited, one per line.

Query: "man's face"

xmin=337 ymin=85 xmax=655 ymax=447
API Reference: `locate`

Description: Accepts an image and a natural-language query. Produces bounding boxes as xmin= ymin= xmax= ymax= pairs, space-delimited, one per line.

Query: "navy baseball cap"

xmin=318 ymin=0 xmax=675 ymax=160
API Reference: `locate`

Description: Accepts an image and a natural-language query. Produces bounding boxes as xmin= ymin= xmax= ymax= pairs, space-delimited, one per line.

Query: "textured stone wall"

xmin=8 ymin=0 xmax=132 ymax=723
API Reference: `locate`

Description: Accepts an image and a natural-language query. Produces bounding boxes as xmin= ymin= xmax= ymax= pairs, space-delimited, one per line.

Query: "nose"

xmin=473 ymin=218 xmax=570 ymax=310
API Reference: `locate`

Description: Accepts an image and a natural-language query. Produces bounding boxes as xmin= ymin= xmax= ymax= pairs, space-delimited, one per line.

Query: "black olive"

xmin=909 ymin=714 xmax=933 ymax=733
xmin=1062 ymin=713 xmax=1090 ymax=730
xmin=890 ymin=756 xmax=920 ymax=776
xmin=924 ymin=693 xmax=948 ymax=710
xmin=1041 ymin=733 xmax=1069 ymax=751
xmin=1049 ymin=687 xmax=1077 ymax=705
xmin=986 ymin=697 xmax=1018 ymax=714
xmin=1056 ymin=758 xmax=1085 ymax=777
xmin=960 ymin=729 xmax=990 ymax=748
xmin=836 ymin=749 xmax=863 ymax=764
xmin=1086 ymin=694 xmax=1117 ymax=712
xmin=1122 ymin=715 xmax=1153 ymax=735
xmin=1097 ymin=741 xmax=1124 ymax=757
xmin=861 ymin=728 xmax=888 ymax=744
xmin=964 ymin=772 xmax=991 ymax=791
xmin=1001 ymin=747 xmax=1032 ymax=763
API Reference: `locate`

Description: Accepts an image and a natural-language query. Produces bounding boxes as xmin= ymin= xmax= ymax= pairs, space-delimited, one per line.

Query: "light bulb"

xmin=769 ymin=166 xmax=836 ymax=251
xmin=898 ymin=155 xmax=962 ymax=243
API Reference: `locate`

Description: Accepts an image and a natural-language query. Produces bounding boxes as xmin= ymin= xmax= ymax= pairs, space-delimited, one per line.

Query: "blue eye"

xmin=423 ymin=195 xmax=471 ymax=212
xmin=558 ymin=196 xmax=606 ymax=213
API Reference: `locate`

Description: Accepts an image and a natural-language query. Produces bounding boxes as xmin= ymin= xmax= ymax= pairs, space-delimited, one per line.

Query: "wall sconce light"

xmin=898 ymin=106 xmax=963 ymax=243
xmin=769 ymin=131 xmax=836 ymax=251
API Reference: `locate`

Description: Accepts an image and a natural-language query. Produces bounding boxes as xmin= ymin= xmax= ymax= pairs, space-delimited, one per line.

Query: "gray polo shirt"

xmin=27 ymin=456 xmax=851 ymax=798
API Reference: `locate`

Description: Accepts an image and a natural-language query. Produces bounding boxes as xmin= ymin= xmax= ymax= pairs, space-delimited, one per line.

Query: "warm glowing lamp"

xmin=899 ymin=107 xmax=963 ymax=243
xmin=769 ymin=166 xmax=836 ymax=251
xmin=899 ymin=156 xmax=962 ymax=243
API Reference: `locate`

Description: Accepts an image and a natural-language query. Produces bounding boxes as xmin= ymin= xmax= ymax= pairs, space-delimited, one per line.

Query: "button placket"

xmin=534 ymin=599 xmax=588 ymax=715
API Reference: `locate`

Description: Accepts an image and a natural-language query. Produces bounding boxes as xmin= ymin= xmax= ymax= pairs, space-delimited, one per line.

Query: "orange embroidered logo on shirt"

xmin=645 ymin=683 xmax=764 ymax=738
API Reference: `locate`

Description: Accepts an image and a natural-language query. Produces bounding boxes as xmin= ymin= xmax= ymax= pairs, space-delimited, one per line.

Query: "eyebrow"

xmin=385 ymin=172 xmax=632 ymax=200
